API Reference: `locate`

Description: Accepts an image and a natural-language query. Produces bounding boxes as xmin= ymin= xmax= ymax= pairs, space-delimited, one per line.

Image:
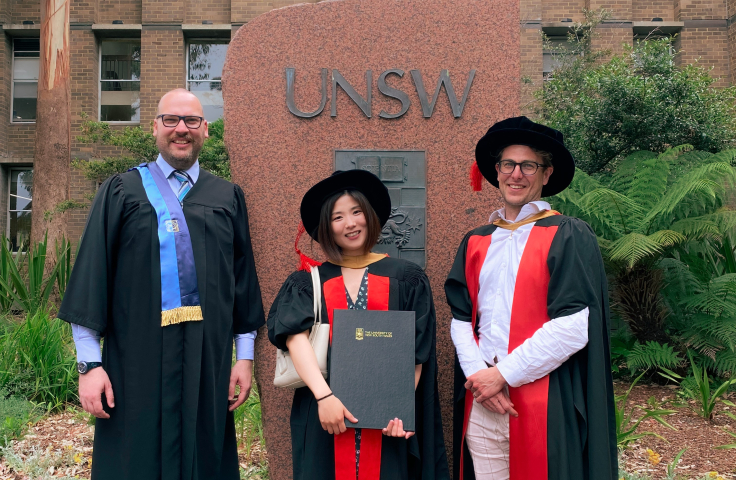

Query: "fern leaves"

xmin=627 ymin=342 xmax=683 ymax=372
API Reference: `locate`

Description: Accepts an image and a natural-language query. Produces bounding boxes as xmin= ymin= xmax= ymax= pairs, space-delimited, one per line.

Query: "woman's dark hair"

xmin=316 ymin=190 xmax=382 ymax=263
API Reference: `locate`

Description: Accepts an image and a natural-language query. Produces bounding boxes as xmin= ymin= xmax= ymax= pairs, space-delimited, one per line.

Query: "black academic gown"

xmin=267 ymin=258 xmax=450 ymax=480
xmin=444 ymin=215 xmax=618 ymax=480
xmin=58 ymin=169 xmax=265 ymax=480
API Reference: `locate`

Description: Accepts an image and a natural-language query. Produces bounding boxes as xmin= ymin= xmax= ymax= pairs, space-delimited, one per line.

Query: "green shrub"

xmin=0 ymin=389 xmax=41 ymax=446
xmin=0 ymin=310 xmax=77 ymax=410
xmin=0 ymin=233 xmax=66 ymax=316
xmin=660 ymin=351 xmax=736 ymax=421
xmin=615 ymin=371 xmax=677 ymax=449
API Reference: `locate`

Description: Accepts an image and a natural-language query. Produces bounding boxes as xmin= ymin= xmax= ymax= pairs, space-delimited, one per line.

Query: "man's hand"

xmin=481 ymin=390 xmax=518 ymax=417
xmin=228 ymin=359 xmax=253 ymax=411
xmin=465 ymin=366 xmax=507 ymax=404
xmin=79 ymin=367 xmax=114 ymax=419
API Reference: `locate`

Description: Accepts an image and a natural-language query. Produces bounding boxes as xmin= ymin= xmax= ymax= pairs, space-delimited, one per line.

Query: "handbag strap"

xmin=310 ymin=266 xmax=322 ymax=329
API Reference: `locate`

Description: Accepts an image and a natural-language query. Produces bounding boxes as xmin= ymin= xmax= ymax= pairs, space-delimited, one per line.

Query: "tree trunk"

xmin=31 ymin=0 xmax=71 ymax=259
xmin=612 ymin=265 xmax=671 ymax=344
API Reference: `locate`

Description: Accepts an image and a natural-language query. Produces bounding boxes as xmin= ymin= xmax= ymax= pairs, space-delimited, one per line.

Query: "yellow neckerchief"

xmin=333 ymin=252 xmax=388 ymax=269
xmin=492 ymin=209 xmax=560 ymax=231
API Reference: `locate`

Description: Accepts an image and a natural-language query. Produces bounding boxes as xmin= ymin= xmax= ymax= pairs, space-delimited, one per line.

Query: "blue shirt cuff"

xmin=234 ymin=330 xmax=257 ymax=361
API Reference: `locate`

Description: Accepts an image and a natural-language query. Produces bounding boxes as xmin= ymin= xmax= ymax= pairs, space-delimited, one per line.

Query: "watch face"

xmin=77 ymin=362 xmax=88 ymax=374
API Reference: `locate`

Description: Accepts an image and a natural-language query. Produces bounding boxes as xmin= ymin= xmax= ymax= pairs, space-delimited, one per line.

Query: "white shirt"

xmin=450 ymin=201 xmax=589 ymax=387
xmin=72 ymin=155 xmax=257 ymax=362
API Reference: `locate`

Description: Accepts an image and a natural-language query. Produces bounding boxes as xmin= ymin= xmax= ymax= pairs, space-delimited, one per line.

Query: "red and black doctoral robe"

xmin=267 ymin=257 xmax=450 ymax=480
xmin=444 ymin=215 xmax=617 ymax=480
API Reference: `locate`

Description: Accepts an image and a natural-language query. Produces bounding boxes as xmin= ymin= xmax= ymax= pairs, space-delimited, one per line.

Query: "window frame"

xmin=7 ymin=166 xmax=33 ymax=253
xmin=10 ymin=38 xmax=40 ymax=124
xmin=185 ymin=39 xmax=228 ymax=122
xmin=98 ymin=38 xmax=141 ymax=125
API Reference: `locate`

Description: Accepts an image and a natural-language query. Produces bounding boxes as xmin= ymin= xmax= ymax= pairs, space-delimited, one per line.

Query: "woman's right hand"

xmin=317 ymin=395 xmax=358 ymax=435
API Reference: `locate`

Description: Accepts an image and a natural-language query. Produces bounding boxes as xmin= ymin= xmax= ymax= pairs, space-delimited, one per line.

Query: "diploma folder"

xmin=330 ymin=309 xmax=415 ymax=431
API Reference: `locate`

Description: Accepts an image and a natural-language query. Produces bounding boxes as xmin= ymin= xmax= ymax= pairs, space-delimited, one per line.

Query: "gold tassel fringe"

xmin=161 ymin=305 xmax=203 ymax=326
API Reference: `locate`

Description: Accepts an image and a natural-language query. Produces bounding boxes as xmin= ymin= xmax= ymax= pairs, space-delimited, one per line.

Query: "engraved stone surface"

xmin=223 ymin=0 xmax=518 ymax=477
xmin=337 ymin=150 xmax=426 ymax=267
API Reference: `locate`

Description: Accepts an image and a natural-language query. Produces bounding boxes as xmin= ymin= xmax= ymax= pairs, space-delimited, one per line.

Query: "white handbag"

xmin=273 ymin=266 xmax=330 ymax=388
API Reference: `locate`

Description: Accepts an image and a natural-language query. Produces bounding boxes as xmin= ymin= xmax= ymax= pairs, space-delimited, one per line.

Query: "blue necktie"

xmin=172 ymin=170 xmax=193 ymax=203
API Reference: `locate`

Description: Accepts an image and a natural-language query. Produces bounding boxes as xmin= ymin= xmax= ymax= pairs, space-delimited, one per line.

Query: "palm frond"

xmin=700 ymin=349 xmax=736 ymax=377
xmin=626 ymin=341 xmax=683 ymax=372
xmin=678 ymin=313 xmax=736 ymax=354
xmin=681 ymin=274 xmax=736 ymax=318
xmin=709 ymin=149 xmax=736 ymax=166
xmin=669 ymin=218 xmax=722 ymax=242
xmin=659 ymin=257 xmax=702 ymax=298
xmin=699 ymin=209 xmax=736 ymax=234
xmin=579 ymin=188 xmax=644 ymax=235
xmin=648 ymin=230 xmax=687 ymax=248
xmin=609 ymin=150 xmax=657 ymax=193
xmin=643 ymin=162 xmax=736 ymax=231
xmin=627 ymin=157 xmax=669 ymax=213
xmin=607 ymin=233 xmax=665 ymax=269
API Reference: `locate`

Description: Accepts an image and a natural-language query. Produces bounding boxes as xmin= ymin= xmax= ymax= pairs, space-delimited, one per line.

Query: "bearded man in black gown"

xmin=59 ymin=89 xmax=264 ymax=480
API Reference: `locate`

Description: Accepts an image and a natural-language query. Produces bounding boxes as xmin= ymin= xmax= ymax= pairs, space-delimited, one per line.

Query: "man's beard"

xmin=157 ymin=135 xmax=202 ymax=170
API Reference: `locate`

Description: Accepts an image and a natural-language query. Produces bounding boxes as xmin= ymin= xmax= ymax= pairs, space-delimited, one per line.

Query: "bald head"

xmin=157 ymin=88 xmax=204 ymax=117
xmin=153 ymin=88 xmax=208 ymax=171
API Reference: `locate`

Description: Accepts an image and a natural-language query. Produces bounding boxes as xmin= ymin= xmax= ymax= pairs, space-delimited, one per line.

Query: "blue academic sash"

xmin=133 ymin=162 xmax=203 ymax=326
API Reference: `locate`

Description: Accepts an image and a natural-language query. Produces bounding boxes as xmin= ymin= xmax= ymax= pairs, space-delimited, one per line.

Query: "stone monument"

xmin=223 ymin=0 xmax=520 ymax=477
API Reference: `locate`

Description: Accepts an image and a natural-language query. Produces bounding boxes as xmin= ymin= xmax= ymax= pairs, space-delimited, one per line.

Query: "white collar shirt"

xmin=450 ymin=201 xmax=589 ymax=387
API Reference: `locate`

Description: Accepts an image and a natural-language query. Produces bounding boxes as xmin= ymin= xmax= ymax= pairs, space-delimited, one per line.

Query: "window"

xmin=187 ymin=41 xmax=228 ymax=121
xmin=8 ymin=169 xmax=32 ymax=252
xmin=543 ymin=37 xmax=568 ymax=81
xmin=11 ymin=38 xmax=40 ymax=122
xmin=100 ymin=40 xmax=141 ymax=122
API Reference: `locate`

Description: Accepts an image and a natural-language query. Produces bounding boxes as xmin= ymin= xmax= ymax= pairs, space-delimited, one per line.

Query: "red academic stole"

xmin=323 ymin=273 xmax=390 ymax=480
xmin=460 ymin=224 xmax=558 ymax=480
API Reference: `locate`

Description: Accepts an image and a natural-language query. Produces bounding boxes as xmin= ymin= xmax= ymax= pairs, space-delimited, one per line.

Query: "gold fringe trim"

xmin=492 ymin=210 xmax=560 ymax=231
xmin=161 ymin=305 xmax=203 ymax=327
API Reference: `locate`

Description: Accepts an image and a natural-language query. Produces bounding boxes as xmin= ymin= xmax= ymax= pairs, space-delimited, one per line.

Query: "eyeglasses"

xmin=156 ymin=114 xmax=204 ymax=129
xmin=496 ymin=160 xmax=546 ymax=176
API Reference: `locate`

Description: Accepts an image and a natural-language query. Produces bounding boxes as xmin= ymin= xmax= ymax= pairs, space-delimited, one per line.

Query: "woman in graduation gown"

xmin=267 ymin=170 xmax=449 ymax=480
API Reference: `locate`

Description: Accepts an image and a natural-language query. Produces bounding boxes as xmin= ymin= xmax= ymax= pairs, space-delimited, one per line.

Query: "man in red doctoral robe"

xmin=445 ymin=116 xmax=617 ymax=480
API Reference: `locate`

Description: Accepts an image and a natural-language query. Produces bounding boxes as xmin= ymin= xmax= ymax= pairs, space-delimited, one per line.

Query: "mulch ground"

xmin=616 ymin=381 xmax=736 ymax=479
xmin=0 ymin=383 xmax=733 ymax=479
xmin=0 ymin=410 xmax=267 ymax=479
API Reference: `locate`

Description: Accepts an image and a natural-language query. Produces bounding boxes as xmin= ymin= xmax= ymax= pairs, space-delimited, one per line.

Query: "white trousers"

xmin=465 ymin=400 xmax=510 ymax=480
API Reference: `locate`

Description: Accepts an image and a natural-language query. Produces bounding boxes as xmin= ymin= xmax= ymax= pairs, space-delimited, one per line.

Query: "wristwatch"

xmin=77 ymin=361 xmax=103 ymax=374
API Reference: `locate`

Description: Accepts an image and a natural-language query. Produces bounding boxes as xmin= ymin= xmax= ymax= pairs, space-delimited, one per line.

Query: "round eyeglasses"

xmin=496 ymin=160 xmax=546 ymax=176
xmin=156 ymin=114 xmax=204 ymax=129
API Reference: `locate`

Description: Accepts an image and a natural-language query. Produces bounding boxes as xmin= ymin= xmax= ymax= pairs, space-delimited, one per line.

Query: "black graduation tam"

xmin=300 ymin=170 xmax=391 ymax=241
xmin=473 ymin=116 xmax=575 ymax=197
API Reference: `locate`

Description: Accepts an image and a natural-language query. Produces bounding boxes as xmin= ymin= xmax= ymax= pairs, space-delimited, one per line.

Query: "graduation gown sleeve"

xmin=58 ymin=174 xmax=125 ymax=332
xmin=232 ymin=184 xmax=265 ymax=334
xmin=399 ymin=261 xmax=434 ymax=365
xmin=444 ymin=231 xmax=475 ymax=324
xmin=545 ymin=217 xmax=618 ymax=480
xmin=267 ymin=270 xmax=314 ymax=351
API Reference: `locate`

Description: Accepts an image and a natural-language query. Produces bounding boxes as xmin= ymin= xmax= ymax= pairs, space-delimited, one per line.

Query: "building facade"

xmin=0 ymin=0 xmax=735 ymax=247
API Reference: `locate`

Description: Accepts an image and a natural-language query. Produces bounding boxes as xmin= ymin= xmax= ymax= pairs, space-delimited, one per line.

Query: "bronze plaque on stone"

xmin=336 ymin=150 xmax=426 ymax=268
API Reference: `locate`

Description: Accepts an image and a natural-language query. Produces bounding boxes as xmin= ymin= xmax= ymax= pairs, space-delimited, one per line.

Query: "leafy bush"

xmin=538 ymin=29 xmax=736 ymax=173
xmin=661 ymin=351 xmax=736 ymax=421
xmin=550 ymin=146 xmax=736 ymax=347
xmin=0 ymin=311 xmax=77 ymax=410
xmin=0 ymin=234 xmax=66 ymax=316
xmin=615 ymin=372 xmax=677 ymax=449
xmin=73 ymin=116 xmax=231 ymax=184
xmin=0 ymin=390 xmax=41 ymax=446
xmin=626 ymin=341 xmax=683 ymax=373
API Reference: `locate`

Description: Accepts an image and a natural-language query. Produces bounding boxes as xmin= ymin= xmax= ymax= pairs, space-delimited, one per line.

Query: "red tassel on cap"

xmin=470 ymin=162 xmax=483 ymax=192
xmin=295 ymin=222 xmax=322 ymax=272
